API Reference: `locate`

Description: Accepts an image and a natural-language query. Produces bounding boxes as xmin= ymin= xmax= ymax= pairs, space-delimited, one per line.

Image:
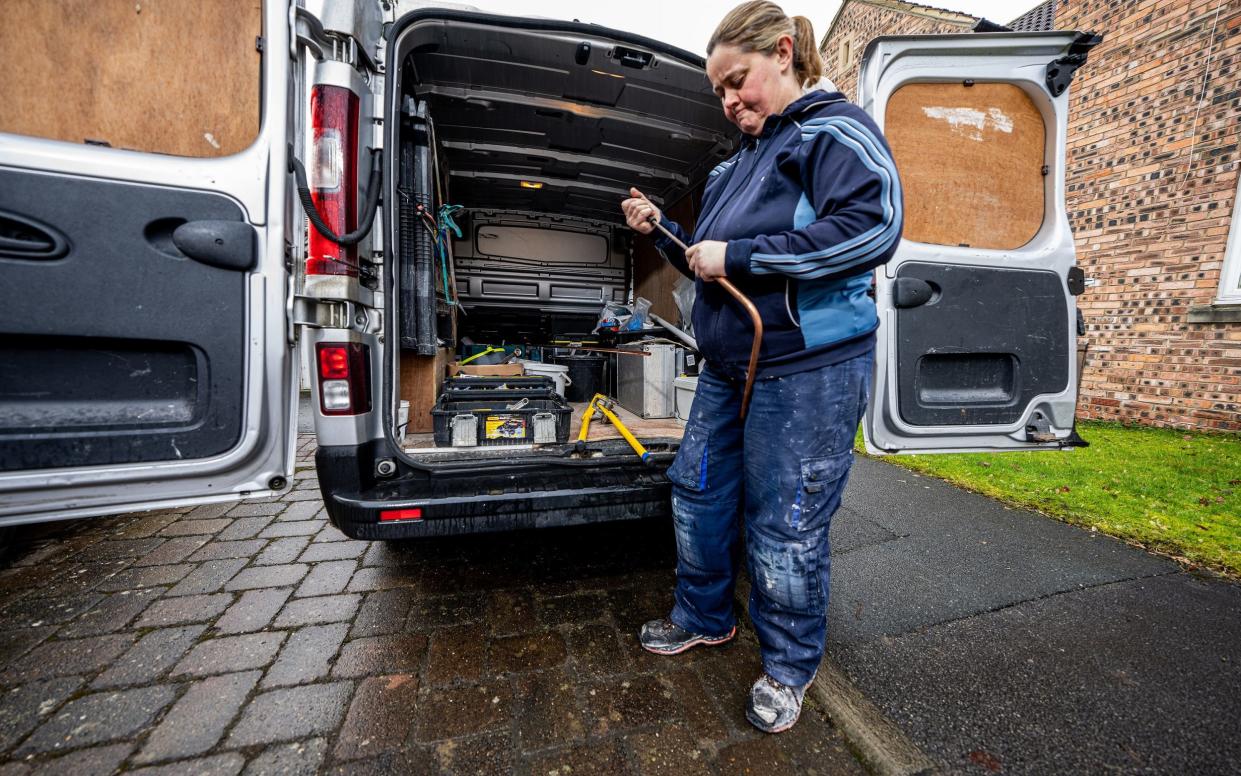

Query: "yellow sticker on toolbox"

xmin=485 ymin=414 xmax=526 ymax=439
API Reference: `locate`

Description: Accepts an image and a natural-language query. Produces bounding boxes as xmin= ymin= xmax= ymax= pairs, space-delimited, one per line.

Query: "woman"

xmin=620 ymin=1 xmax=903 ymax=734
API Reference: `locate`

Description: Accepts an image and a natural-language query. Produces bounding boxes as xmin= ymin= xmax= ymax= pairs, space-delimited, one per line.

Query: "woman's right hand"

xmin=621 ymin=187 xmax=661 ymax=235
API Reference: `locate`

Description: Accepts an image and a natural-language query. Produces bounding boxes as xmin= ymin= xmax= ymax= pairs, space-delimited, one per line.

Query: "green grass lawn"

xmin=861 ymin=421 xmax=1241 ymax=577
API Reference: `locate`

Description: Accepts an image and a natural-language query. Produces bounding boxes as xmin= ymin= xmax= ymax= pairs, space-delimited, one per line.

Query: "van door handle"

xmin=0 ymin=212 xmax=70 ymax=260
xmin=172 ymin=220 xmax=256 ymax=271
xmin=893 ymin=277 xmax=935 ymax=308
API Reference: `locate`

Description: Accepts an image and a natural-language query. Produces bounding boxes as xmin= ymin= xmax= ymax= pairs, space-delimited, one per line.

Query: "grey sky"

xmin=459 ymin=1 xmax=1045 ymax=56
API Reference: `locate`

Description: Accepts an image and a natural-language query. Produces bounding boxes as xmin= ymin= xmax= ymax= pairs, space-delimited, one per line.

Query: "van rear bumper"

xmin=314 ymin=443 xmax=672 ymax=539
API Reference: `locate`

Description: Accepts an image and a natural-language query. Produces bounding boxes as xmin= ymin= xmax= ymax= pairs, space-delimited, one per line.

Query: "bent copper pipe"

xmin=647 ymin=218 xmax=762 ymax=419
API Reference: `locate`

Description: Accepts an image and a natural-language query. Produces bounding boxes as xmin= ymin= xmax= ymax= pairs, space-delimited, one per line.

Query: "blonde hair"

xmin=707 ymin=1 xmax=824 ymax=89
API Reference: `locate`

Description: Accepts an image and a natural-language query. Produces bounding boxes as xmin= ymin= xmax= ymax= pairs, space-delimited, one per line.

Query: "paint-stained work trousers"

xmin=666 ymin=353 xmax=871 ymax=687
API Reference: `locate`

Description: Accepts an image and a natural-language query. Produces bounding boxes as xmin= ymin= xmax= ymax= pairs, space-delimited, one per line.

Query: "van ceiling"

xmin=391 ymin=12 xmax=738 ymax=223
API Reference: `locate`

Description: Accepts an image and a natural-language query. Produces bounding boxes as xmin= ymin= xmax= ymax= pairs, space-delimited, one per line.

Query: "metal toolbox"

xmin=617 ymin=342 xmax=681 ymax=418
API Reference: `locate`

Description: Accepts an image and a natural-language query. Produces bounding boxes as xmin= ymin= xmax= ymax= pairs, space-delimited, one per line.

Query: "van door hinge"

xmin=1025 ymin=411 xmax=1057 ymax=443
xmin=1045 ymin=32 xmax=1103 ymax=97
xmin=293 ymin=296 xmax=356 ymax=329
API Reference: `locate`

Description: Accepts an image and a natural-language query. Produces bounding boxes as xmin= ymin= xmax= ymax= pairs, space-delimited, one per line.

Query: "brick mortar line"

xmin=733 ymin=577 xmax=939 ymax=776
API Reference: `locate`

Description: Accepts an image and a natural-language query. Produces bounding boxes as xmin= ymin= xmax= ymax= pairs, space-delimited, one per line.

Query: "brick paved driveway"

xmin=0 ymin=435 xmax=863 ymax=775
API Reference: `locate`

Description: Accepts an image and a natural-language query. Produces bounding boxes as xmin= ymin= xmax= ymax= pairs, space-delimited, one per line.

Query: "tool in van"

xmin=459 ymin=345 xmax=506 ymax=366
xmin=576 ymin=393 xmax=652 ymax=464
xmin=647 ymin=217 xmax=762 ymax=419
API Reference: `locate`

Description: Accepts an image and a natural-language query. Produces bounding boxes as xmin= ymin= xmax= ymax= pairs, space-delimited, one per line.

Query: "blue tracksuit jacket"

xmin=655 ymin=90 xmax=903 ymax=379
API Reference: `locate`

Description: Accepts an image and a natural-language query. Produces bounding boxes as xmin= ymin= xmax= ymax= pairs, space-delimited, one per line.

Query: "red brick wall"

xmin=1056 ymin=0 xmax=1241 ymax=431
xmin=820 ymin=0 xmax=1241 ymax=431
xmin=821 ymin=1 xmax=975 ymax=101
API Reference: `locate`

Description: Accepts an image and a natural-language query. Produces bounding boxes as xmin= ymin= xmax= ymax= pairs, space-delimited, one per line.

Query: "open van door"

xmin=0 ymin=0 xmax=304 ymax=522
xmin=858 ymin=31 xmax=1100 ymax=454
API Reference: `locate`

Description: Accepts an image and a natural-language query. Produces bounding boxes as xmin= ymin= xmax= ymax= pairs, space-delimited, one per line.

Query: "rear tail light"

xmin=307 ymin=84 xmax=360 ymax=277
xmin=316 ymin=343 xmax=371 ymax=415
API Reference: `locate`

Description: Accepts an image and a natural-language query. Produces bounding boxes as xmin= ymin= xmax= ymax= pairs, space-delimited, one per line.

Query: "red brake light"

xmin=307 ymin=84 xmax=360 ymax=277
xmin=380 ymin=508 xmax=423 ymax=522
xmin=315 ymin=342 xmax=371 ymax=416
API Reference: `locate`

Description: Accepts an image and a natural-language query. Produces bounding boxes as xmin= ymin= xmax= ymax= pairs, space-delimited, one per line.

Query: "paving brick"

xmin=413 ymin=682 xmax=512 ymax=742
xmin=522 ymin=740 xmax=631 ymax=776
xmin=135 ymin=670 xmax=261 ymax=764
xmin=331 ymin=635 xmax=428 ymax=679
xmin=216 ymin=517 xmax=275 ymax=542
xmin=225 ymin=564 xmax=309 ymax=591
xmin=25 ymin=742 xmax=134 ymax=776
xmin=513 ymin=671 xmax=587 ymax=752
xmin=261 ymin=623 xmax=348 ymax=689
xmin=255 ymin=537 xmax=312 ymax=566
xmin=488 ymin=631 xmax=567 ymax=675
xmin=55 ymin=588 xmax=162 ymax=639
xmin=185 ymin=503 xmax=236 ymax=520
xmin=187 ymin=540 xmax=269 ymax=562
xmin=656 ymin=668 xmax=730 ymax=742
xmin=333 ymin=674 xmax=420 ymax=761
xmin=228 ymin=501 xmax=287 ymax=517
xmin=34 ymin=561 xmax=131 ymax=598
xmin=536 ymin=591 xmax=611 ymax=626
xmin=294 ymin=560 xmax=356 ymax=598
xmin=135 ymin=593 xmax=233 ymax=628
xmin=15 ymin=684 xmax=176 ymax=755
xmin=165 ymin=559 xmax=248 ymax=597
xmin=311 ymin=525 xmax=350 ymax=544
xmin=0 ymin=634 xmax=134 ymax=685
xmin=298 ymin=541 xmax=367 ymax=563
xmin=242 ymin=738 xmax=328 ymax=776
xmin=431 ymin=730 xmax=513 ymax=775
xmin=484 ymin=589 xmax=538 ymax=636
xmin=406 ymin=593 xmax=485 ymax=629
xmin=0 ymin=677 xmax=84 ymax=752
xmin=280 ymin=490 xmax=323 ymax=503
xmin=76 ymin=538 xmax=165 ymax=562
xmin=92 ymin=625 xmax=207 ymax=689
xmin=716 ymin=735 xmax=795 ymax=772
xmin=259 ymin=521 xmax=322 ymax=539
xmin=272 ymin=593 xmax=361 ymax=629
xmin=159 ymin=518 xmax=233 ymax=537
xmin=170 ymin=632 xmax=287 ymax=678
xmin=564 ymin=624 xmax=631 ymax=678
xmin=0 ymin=592 xmax=104 ymax=629
xmin=275 ymin=502 xmax=323 ymax=523
xmin=225 ymin=682 xmax=354 ymax=748
xmin=581 ymin=674 xmax=679 ymax=737
xmin=128 ymin=752 xmax=245 ymax=776
xmin=95 ymin=564 xmax=193 ymax=592
xmin=425 ymin=624 xmax=486 ymax=686
xmin=114 ymin=512 xmax=180 ymax=539
xmin=0 ymin=627 xmax=54 ymax=670
xmin=349 ymin=589 xmax=415 ymax=640
xmin=214 ymin=588 xmax=294 ymax=635
xmin=624 ymin=724 xmax=713 ymax=776
xmin=131 ymin=537 xmax=211 ymax=567
xmin=345 ymin=566 xmax=420 ymax=593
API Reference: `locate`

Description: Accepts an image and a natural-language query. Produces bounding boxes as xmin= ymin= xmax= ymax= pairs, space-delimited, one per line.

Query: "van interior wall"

xmin=633 ymin=192 xmax=702 ymax=326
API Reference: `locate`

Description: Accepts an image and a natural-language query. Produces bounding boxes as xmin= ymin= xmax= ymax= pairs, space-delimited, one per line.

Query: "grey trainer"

xmin=638 ymin=618 xmax=736 ymax=655
xmin=746 ymin=673 xmax=811 ymax=733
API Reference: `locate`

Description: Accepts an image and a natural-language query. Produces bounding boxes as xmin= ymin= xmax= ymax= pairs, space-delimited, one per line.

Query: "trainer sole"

xmin=640 ymin=625 xmax=737 ymax=655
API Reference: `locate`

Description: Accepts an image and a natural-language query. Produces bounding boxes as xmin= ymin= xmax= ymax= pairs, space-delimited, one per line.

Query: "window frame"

xmin=1216 ymin=174 xmax=1241 ymax=305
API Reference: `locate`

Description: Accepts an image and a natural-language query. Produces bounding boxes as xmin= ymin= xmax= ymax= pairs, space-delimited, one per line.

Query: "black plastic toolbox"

xmin=440 ymin=376 xmax=557 ymax=400
xmin=431 ymin=396 xmax=573 ymax=447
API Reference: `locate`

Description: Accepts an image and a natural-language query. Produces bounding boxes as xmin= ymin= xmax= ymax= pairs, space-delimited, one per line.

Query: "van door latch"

xmin=293 ymin=296 xmax=356 ymax=329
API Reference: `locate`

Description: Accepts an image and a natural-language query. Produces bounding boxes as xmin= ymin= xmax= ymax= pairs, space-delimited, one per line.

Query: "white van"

xmin=0 ymin=2 xmax=1097 ymax=540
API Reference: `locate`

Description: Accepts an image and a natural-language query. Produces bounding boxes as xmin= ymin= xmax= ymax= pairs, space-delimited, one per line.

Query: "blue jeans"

xmin=666 ymin=353 xmax=871 ymax=687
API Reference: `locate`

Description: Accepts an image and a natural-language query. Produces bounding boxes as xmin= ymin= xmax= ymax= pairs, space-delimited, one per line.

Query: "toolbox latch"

xmin=532 ymin=412 xmax=557 ymax=444
xmin=451 ymin=414 xmax=479 ymax=447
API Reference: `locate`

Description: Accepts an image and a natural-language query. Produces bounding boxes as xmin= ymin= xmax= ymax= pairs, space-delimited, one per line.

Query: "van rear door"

xmin=0 ymin=0 xmax=303 ymax=522
xmin=858 ymin=31 xmax=1099 ymax=453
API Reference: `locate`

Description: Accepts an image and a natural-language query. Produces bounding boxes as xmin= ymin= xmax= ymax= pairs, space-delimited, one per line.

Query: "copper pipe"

xmin=647 ymin=218 xmax=762 ymax=419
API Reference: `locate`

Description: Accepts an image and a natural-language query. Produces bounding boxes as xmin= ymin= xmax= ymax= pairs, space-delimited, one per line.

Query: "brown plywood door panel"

xmin=633 ymin=193 xmax=700 ymax=325
xmin=0 ymin=0 xmax=262 ymax=158
xmin=400 ymin=348 xmax=451 ymax=434
xmin=885 ymin=82 xmax=1046 ymax=250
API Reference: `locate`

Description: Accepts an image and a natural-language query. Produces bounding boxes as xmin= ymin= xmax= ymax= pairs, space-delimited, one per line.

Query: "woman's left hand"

xmin=686 ymin=240 xmax=728 ymax=281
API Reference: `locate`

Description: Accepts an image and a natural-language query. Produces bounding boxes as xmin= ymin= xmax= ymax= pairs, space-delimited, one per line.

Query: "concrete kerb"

xmin=733 ymin=577 xmax=939 ymax=776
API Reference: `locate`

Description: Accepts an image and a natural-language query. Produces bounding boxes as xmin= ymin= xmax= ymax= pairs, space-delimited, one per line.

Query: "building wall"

xmin=1055 ymin=0 xmax=1241 ymax=431
xmin=820 ymin=1 xmax=974 ymax=102
xmin=821 ymin=0 xmax=1241 ymax=431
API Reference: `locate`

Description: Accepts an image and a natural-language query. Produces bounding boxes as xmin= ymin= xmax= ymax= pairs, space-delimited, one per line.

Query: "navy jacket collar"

xmin=742 ymin=89 xmax=848 ymax=145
